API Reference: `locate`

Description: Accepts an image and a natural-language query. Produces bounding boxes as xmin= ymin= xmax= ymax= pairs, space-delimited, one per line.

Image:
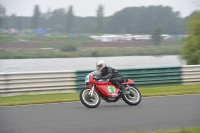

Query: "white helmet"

xmin=96 ymin=60 xmax=106 ymax=71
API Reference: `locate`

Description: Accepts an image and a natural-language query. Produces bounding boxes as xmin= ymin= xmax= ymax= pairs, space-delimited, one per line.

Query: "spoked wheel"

xmin=122 ymin=85 xmax=141 ymax=106
xmin=79 ymin=88 xmax=100 ymax=108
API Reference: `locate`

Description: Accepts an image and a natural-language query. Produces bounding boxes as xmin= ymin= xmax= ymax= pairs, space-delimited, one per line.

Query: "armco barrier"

xmin=0 ymin=71 xmax=77 ymax=96
xmin=75 ymin=66 xmax=182 ymax=91
xmin=181 ymin=65 xmax=200 ymax=84
xmin=0 ymin=65 xmax=200 ymax=96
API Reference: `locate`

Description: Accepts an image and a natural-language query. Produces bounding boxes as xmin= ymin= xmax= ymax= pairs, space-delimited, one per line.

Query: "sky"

xmin=1 ymin=0 xmax=199 ymax=17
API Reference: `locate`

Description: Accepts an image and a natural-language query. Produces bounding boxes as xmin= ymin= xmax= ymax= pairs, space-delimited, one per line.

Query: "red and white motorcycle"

xmin=80 ymin=71 xmax=142 ymax=108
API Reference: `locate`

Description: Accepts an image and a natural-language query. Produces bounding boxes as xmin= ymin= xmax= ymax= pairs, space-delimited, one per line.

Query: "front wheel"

xmin=79 ymin=88 xmax=101 ymax=108
xmin=122 ymin=85 xmax=141 ymax=106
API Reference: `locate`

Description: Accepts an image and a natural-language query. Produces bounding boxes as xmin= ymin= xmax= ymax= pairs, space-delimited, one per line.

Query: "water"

xmin=0 ymin=55 xmax=186 ymax=73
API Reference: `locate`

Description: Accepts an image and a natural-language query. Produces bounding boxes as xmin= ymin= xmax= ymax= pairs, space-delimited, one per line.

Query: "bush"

xmin=182 ymin=12 xmax=200 ymax=65
xmin=151 ymin=26 xmax=163 ymax=46
xmin=91 ymin=51 xmax=98 ymax=57
xmin=60 ymin=44 xmax=77 ymax=52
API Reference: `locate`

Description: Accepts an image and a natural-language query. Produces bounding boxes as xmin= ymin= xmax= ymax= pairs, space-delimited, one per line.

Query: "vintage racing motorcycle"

xmin=79 ymin=71 xmax=141 ymax=108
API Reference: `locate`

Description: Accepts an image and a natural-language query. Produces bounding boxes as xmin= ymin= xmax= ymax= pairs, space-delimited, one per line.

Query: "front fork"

xmin=89 ymin=84 xmax=95 ymax=97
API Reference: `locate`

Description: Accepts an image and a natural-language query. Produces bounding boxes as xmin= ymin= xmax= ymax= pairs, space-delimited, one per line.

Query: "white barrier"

xmin=0 ymin=65 xmax=200 ymax=96
xmin=0 ymin=71 xmax=77 ymax=96
xmin=181 ymin=65 xmax=200 ymax=85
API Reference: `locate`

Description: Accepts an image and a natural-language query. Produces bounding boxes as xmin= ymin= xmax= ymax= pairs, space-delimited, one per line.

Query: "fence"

xmin=0 ymin=65 xmax=200 ymax=96
xmin=181 ymin=65 xmax=200 ymax=84
xmin=0 ymin=71 xmax=77 ymax=96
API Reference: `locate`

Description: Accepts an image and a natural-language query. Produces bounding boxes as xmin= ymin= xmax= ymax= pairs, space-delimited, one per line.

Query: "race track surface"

xmin=0 ymin=95 xmax=200 ymax=133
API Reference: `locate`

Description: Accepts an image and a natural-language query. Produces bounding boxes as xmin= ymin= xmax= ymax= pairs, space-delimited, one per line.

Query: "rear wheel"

xmin=122 ymin=85 xmax=141 ymax=106
xmin=79 ymin=88 xmax=100 ymax=108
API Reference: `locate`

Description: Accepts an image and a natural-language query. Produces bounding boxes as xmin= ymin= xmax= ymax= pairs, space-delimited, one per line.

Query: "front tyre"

xmin=79 ymin=88 xmax=100 ymax=108
xmin=122 ymin=85 xmax=141 ymax=106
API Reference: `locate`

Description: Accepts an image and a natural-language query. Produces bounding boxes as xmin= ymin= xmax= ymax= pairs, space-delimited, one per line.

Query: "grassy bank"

xmin=0 ymin=35 xmax=183 ymax=58
xmin=0 ymin=35 xmax=93 ymax=42
xmin=0 ymin=45 xmax=182 ymax=59
xmin=129 ymin=127 xmax=200 ymax=133
xmin=0 ymin=84 xmax=199 ymax=106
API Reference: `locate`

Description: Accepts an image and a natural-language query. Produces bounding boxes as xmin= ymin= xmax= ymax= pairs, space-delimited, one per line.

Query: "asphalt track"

xmin=0 ymin=95 xmax=200 ymax=133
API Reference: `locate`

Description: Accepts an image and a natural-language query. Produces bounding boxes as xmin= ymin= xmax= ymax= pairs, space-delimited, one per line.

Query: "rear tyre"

xmin=79 ymin=88 xmax=101 ymax=108
xmin=122 ymin=85 xmax=141 ymax=106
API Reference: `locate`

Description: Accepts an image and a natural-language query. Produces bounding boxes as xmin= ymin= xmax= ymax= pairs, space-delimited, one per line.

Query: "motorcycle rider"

xmin=95 ymin=60 xmax=127 ymax=94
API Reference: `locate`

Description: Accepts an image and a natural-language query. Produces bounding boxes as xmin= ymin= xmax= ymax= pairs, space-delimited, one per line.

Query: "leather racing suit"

xmin=100 ymin=66 xmax=124 ymax=89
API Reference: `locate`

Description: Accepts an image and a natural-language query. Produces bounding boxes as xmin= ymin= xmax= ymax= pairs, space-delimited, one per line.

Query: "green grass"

xmin=18 ymin=36 xmax=92 ymax=42
xmin=0 ymin=35 xmax=18 ymax=41
xmin=128 ymin=127 xmax=200 ymax=133
xmin=0 ymin=84 xmax=199 ymax=106
xmin=0 ymin=45 xmax=182 ymax=59
xmin=0 ymin=35 xmax=184 ymax=58
xmin=140 ymin=84 xmax=200 ymax=97
xmin=163 ymin=128 xmax=200 ymax=133
xmin=0 ymin=93 xmax=79 ymax=106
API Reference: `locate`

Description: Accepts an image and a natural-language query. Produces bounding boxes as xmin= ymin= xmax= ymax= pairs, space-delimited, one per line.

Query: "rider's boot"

xmin=120 ymin=85 xmax=127 ymax=95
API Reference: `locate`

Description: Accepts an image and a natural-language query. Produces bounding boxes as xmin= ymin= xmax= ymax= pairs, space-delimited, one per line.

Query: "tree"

xmin=151 ymin=26 xmax=163 ymax=46
xmin=96 ymin=4 xmax=104 ymax=33
xmin=16 ymin=17 xmax=22 ymax=30
xmin=0 ymin=5 xmax=187 ymax=34
xmin=46 ymin=8 xmax=65 ymax=31
xmin=8 ymin=14 xmax=17 ymax=28
xmin=182 ymin=11 xmax=200 ymax=65
xmin=31 ymin=5 xmax=40 ymax=29
xmin=105 ymin=6 xmax=184 ymax=34
xmin=66 ymin=5 xmax=74 ymax=33
xmin=0 ymin=4 xmax=6 ymax=29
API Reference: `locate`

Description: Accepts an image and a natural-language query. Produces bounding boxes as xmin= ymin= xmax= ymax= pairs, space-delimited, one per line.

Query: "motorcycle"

xmin=79 ymin=71 xmax=141 ymax=108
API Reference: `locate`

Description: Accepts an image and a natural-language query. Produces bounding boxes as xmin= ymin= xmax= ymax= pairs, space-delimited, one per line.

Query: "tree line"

xmin=0 ymin=4 xmax=194 ymax=34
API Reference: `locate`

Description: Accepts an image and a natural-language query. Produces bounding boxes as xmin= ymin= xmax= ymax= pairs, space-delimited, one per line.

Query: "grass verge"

xmin=0 ymin=37 xmax=183 ymax=59
xmin=128 ymin=127 xmax=200 ymax=133
xmin=0 ymin=84 xmax=200 ymax=106
xmin=0 ymin=45 xmax=182 ymax=59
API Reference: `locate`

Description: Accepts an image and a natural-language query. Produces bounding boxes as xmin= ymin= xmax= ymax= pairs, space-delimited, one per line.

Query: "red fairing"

xmin=122 ymin=79 xmax=135 ymax=84
xmin=89 ymin=75 xmax=113 ymax=85
xmin=89 ymin=75 xmax=119 ymax=97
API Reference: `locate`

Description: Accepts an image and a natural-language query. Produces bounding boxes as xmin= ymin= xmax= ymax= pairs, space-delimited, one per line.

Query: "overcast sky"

xmin=1 ymin=0 xmax=199 ymax=17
